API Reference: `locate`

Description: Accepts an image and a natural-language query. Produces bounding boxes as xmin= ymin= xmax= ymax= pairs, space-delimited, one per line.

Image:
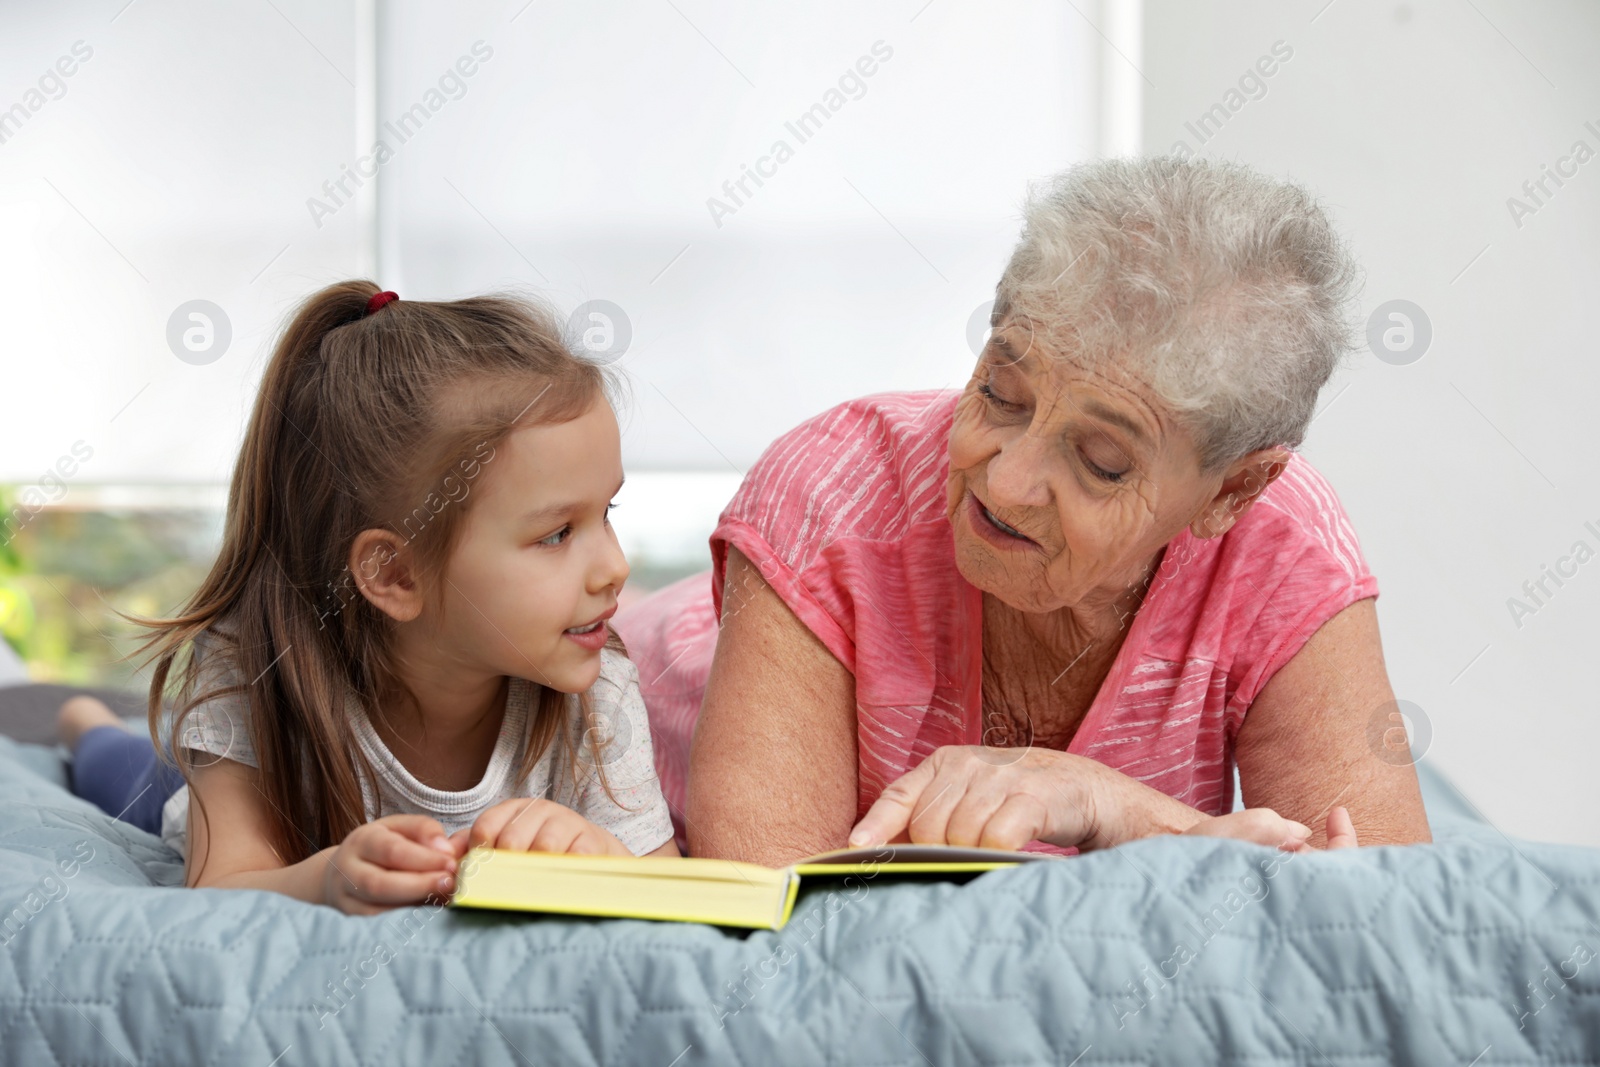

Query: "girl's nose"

xmin=594 ymin=532 xmax=630 ymax=593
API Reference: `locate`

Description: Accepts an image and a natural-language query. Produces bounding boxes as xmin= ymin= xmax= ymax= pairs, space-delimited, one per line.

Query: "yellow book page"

xmin=451 ymin=848 xmax=802 ymax=930
xmin=794 ymin=843 xmax=1047 ymax=876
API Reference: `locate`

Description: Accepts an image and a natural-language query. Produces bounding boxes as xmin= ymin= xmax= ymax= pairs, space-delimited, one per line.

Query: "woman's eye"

xmin=537 ymin=525 xmax=571 ymax=547
xmin=1083 ymin=454 xmax=1128 ymax=484
xmin=977 ymin=383 xmax=1020 ymax=411
xmin=1088 ymin=462 xmax=1125 ymax=484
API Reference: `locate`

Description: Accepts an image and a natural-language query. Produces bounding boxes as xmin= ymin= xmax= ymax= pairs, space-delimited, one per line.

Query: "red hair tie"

xmin=365 ymin=290 xmax=399 ymax=316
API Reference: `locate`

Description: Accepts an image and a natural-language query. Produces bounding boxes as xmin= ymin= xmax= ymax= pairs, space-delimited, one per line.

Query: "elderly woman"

xmin=618 ymin=157 xmax=1431 ymax=865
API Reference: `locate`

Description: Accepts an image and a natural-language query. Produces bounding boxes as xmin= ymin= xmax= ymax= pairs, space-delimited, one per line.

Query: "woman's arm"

xmin=1234 ymin=596 xmax=1431 ymax=846
xmin=686 ymin=546 xmax=859 ymax=866
xmin=847 ymin=598 xmax=1398 ymax=852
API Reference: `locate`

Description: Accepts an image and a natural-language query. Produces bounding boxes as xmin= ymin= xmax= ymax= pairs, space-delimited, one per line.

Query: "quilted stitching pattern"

xmin=2 ymin=735 xmax=1597 ymax=1066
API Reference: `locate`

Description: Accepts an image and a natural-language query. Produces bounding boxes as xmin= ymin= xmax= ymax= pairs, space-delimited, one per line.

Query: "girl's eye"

xmin=537 ymin=505 xmax=617 ymax=547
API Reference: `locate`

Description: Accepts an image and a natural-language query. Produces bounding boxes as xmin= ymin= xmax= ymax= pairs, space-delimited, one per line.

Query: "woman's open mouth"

xmin=965 ymin=491 xmax=1039 ymax=550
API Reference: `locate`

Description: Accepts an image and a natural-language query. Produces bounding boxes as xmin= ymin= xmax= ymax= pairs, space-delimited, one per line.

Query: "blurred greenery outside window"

xmin=0 ymin=487 xmax=221 ymax=689
xmin=0 ymin=487 xmax=705 ymax=690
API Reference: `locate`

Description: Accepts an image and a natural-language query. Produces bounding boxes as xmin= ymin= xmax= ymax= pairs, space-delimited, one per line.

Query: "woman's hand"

xmin=323 ymin=814 xmax=460 ymax=915
xmin=848 ymin=745 xmax=1360 ymax=853
xmin=467 ymin=798 xmax=630 ymax=857
xmin=848 ymin=745 xmax=1130 ymax=851
xmin=1182 ymin=805 xmax=1359 ymax=850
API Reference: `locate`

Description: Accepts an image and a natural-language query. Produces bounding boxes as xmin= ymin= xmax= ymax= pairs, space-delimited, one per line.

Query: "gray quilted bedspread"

xmin=2 ymin=735 xmax=1597 ymax=1065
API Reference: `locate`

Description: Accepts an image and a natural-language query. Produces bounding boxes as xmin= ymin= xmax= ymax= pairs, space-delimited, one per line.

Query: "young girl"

xmin=58 ymin=281 xmax=676 ymax=914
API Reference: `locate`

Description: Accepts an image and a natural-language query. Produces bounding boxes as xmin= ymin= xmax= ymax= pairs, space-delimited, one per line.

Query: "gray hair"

xmin=994 ymin=157 xmax=1361 ymax=472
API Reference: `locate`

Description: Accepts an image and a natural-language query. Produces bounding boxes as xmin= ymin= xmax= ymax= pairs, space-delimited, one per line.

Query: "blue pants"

xmin=70 ymin=726 xmax=186 ymax=837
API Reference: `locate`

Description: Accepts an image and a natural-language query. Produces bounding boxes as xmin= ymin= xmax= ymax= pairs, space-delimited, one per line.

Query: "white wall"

xmin=0 ymin=0 xmax=1099 ymax=484
xmin=1143 ymin=0 xmax=1600 ymax=845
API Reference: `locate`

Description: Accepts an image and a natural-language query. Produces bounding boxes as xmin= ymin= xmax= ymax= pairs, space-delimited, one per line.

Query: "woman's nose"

xmin=984 ymin=429 xmax=1053 ymax=508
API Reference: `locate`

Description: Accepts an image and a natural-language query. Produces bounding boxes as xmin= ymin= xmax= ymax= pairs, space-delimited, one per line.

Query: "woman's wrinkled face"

xmin=947 ymin=318 xmax=1226 ymax=616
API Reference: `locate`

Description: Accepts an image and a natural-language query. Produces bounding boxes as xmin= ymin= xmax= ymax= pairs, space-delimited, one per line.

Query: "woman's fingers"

xmin=851 ymin=747 xmax=1069 ymax=849
xmin=1325 ymin=805 xmax=1359 ymax=850
xmin=944 ymin=777 xmax=1026 ymax=848
xmin=1185 ymin=808 xmax=1313 ymax=849
xmin=977 ymin=793 xmax=1050 ymax=851
xmin=849 ymin=760 xmax=936 ymax=846
xmin=906 ymin=779 xmax=972 ymax=846
xmin=1184 ymin=806 xmax=1364 ymax=851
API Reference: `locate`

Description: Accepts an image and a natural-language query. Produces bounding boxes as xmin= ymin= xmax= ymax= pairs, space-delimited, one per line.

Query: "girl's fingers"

xmin=565 ymin=825 xmax=620 ymax=856
xmin=490 ymin=805 xmax=552 ymax=853
xmin=1325 ymin=805 xmax=1359 ymax=850
xmin=467 ymin=805 xmax=517 ymax=850
xmin=849 ymin=760 xmax=936 ymax=847
xmin=346 ymin=858 xmax=455 ymax=906
xmin=530 ymin=818 xmax=586 ymax=856
xmin=978 ymin=793 xmax=1050 ymax=852
xmin=364 ymin=827 xmax=457 ymax=873
xmin=378 ymin=814 xmax=454 ymax=856
xmin=379 ymin=813 xmax=449 ymax=842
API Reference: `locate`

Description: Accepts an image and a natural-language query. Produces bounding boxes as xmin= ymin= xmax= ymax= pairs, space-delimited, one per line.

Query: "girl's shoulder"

xmin=170 ymin=617 xmax=258 ymax=767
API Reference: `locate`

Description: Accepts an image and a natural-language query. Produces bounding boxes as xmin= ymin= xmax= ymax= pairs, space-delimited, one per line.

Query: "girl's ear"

xmin=349 ymin=529 xmax=424 ymax=622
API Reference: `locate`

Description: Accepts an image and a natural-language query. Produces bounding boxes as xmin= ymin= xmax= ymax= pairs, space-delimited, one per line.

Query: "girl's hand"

xmin=467 ymin=798 xmax=631 ymax=857
xmin=324 ymin=814 xmax=460 ymax=915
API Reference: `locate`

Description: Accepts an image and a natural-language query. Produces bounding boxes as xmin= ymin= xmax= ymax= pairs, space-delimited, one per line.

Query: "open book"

xmin=450 ymin=844 xmax=1054 ymax=930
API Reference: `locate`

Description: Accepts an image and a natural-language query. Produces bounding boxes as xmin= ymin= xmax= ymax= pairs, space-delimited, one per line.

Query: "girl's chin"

xmin=544 ymin=653 xmax=604 ymax=694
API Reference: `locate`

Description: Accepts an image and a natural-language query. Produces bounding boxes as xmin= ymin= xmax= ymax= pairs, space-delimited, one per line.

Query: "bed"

xmin=2 ymin=733 xmax=1597 ymax=1065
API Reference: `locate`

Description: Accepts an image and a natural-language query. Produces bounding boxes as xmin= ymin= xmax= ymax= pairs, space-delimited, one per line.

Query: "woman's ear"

xmin=1189 ymin=447 xmax=1290 ymax=539
xmin=348 ymin=529 xmax=424 ymax=622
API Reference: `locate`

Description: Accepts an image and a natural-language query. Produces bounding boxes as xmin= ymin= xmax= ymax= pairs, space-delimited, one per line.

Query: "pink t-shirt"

xmin=616 ymin=390 xmax=1378 ymax=849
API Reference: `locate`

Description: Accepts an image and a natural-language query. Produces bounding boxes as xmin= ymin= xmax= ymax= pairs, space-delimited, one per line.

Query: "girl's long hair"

xmin=139 ymin=280 xmax=621 ymax=872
